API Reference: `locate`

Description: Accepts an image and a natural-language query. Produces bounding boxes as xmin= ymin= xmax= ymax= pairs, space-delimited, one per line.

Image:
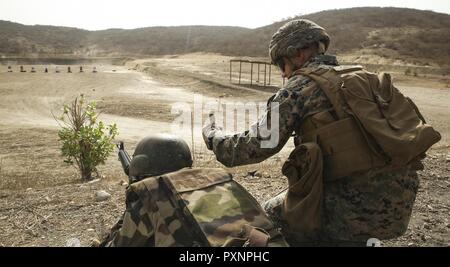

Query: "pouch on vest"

xmin=281 ymin=143 xmax=324 ymax=242
xmin=297 ymin=66 xmax=441 ymax=172
xmin=159 ymin=168 xmax=288 ymax=247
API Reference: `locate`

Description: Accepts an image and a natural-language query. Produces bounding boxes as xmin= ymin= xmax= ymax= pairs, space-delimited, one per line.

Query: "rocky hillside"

xmin=243 ymin=7 xmax=450 ymax=65
xmin=1 ymin=7 xmax=449 ymax=65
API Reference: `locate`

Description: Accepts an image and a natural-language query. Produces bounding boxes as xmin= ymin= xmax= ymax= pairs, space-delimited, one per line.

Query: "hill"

xmin=242 ymin=7 xmax=450 ymax=65
xmin=0 ymin=20 xmax=250 ymax=57
xmin=1 ymin=7 xmax=449 ymax=65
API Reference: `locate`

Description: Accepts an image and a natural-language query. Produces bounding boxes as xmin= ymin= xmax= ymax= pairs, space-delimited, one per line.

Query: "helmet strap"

xmin=317 ymin=41 xmax=326 ymax=54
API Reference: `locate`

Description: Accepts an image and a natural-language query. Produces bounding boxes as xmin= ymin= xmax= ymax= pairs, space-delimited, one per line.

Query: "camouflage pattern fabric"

xmin=102 ymin=168 xmax=288 ymax=247
xmin=322 ymin=166 xmax=419 ymax=242
xmin=264 ymin=165 xmax=419 ymax=246
xmin=102 ymin=176 xmax=196 ymax=247
xmin=269 ymin=19 xmax=330 ymax=64
xmin=203 ymin=54 xmax=337 ymax=168
xmin=203 ymin=54 xmax=420 ymax=245
xmin=170 ymin=171 xmax=286 ymax=247
xmin=263 ymin=192 xmax=288 ymax=232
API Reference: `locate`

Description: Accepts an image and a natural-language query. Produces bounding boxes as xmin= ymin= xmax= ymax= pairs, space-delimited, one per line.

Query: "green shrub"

xmin=56 ymin=95 xmax=118 ymax=181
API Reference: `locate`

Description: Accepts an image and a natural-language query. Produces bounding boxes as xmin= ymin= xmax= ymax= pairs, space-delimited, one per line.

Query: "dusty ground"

xmin=0 ymin=53 xmax=449 ymax=247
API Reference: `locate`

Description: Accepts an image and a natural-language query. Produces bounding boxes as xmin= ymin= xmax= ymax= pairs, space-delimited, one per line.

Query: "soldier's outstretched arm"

xmin=203 ymin=91 xmax=295 ymax=167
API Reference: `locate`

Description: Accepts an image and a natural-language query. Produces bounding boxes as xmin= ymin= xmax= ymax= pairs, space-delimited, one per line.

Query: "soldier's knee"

xmin=263 ymin=192 xmax=285 ymax=213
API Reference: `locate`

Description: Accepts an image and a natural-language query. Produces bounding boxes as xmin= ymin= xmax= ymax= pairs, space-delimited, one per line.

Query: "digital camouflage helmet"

xmin=269 ymin=19 xmax=330 ymax=64
xmin=129 ymin=134 xmax=193 ymax=178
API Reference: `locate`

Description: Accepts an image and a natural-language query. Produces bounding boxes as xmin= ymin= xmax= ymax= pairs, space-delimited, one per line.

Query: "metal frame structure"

xmin=229 ymin=59 xmax=273 ymax=87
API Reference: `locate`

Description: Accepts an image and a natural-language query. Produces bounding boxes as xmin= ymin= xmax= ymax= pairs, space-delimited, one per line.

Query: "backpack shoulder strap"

xmin=296 ymin=67 xmax=354 ymax=119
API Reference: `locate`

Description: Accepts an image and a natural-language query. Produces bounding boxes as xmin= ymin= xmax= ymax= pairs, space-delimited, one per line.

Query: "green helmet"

xmin=269 ymin=19 xmax=330 ymax=64
xmin=129 ymin=134 xmax=193 ymax=178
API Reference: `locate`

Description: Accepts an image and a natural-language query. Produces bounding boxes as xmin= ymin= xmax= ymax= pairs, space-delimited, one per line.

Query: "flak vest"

xmin=292 ymin=65 xmax=441 ymax=180
xmin=280 ymin=65 xmax=440 ymax=241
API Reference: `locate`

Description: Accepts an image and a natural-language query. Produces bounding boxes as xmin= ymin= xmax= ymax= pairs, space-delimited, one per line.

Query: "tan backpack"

xmin=295 ymin=65 xmax=441 ymax=178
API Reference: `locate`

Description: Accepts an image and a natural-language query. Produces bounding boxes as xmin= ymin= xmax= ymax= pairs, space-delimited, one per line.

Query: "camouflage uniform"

xmin=205 ymin=54 xmax=336 ymax=167
xmin=102 ymin=177 xmax=188 ymax=247
xmin=101 ymin=168 xmax=288 ymax=247
xmin=203 ymin=54 xmax=420 ymax=245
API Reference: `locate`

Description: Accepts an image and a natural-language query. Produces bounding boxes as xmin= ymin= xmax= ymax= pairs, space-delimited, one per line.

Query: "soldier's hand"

xmin=202 ymin=112 xmax=221 ymax=150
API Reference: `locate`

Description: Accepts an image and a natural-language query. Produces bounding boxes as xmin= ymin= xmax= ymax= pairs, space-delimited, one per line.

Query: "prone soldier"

xmin=100 ymin=134 xmax=288 ymax=247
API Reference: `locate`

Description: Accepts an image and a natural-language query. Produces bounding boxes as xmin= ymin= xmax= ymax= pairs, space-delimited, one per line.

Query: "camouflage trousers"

xmin=263 ymin=166 xmax=420 ymax=246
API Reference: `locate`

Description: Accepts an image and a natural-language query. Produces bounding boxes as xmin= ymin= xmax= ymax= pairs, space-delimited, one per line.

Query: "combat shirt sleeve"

xmin=203 ymin=90 xmax=297 ymax=167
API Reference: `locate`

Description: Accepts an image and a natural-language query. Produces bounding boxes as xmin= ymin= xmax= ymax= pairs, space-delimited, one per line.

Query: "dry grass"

xmin=0 ymin=53 xmax=449 ymax=246
xmin=0 ymin=127 xmax=75 ymax=190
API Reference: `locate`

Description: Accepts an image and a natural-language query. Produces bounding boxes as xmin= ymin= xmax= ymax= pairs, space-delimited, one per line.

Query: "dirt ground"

xmin=0 ymin=53 xmax=449 ymax=247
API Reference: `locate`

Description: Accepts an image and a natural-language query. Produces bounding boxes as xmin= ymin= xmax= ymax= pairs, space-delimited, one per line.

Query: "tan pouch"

xmin=281 ymin=143 xmax=324 ymax=241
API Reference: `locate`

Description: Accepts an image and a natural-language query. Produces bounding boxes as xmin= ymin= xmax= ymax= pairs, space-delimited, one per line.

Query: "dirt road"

xmin=0 ymin=55 xmax=449 ymax=246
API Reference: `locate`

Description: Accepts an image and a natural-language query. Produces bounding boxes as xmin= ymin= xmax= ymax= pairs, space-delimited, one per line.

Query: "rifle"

xmin=116 ymin=142 xmax=138 ymax=184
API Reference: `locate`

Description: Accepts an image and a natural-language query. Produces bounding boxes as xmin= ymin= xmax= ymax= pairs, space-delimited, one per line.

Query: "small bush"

xmin=56 ymin=95 xmax=118 ymax=181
